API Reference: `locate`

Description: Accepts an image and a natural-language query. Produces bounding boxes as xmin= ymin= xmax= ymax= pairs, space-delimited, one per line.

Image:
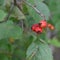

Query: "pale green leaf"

xmin=26 ymin=41 xmax=53 ymax=60
xmin=0 ymin=10 xmax=7 ymax=21
xmin=48 ymin=38 xmax=60 ymax=47
xmin=26 ymin=0 xmax=50 ymax=23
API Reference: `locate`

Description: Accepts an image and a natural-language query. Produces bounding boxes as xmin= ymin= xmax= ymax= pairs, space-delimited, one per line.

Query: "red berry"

xmin=50 ymin=26 xmax=54 ymax=30
xmin=48 ymin=24 xmax=54 ymax=30
xmin=39 ymin=20 xmax=47 ymax=28
xmin=31 ymin=24 xmax=39 ymax=31
xmin=47 ymin=24 xmax=52 ymax=27
xmin=35 ymin=27 xmax=42 ymax=33
xmin=31 ymin=24 xmax=43 ymax=33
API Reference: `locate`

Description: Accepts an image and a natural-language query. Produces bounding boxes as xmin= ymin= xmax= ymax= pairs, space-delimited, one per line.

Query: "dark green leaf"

xmin=0 ymin=0 xmax=5 ymax=5
xmin=0 ymin=21 xmax=23 ymax=39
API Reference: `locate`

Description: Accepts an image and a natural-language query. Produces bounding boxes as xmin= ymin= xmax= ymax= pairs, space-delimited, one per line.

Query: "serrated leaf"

xmin=0 ymin=21 xmax=23 ymax=39
xmin=26 ymin=0 xmax=50 ymax=23
xmin=0 ymin=10 xmax=7 ymax=21
xmin=26 ymin=42 xmax=53 ymax=60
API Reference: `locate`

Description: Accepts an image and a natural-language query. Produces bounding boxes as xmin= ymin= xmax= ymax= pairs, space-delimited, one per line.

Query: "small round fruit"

xmin=31 ymin=24 xmax=39 ymax=31
xmin=35 ymin=27 xmax=43 ymax=33
xmin=50 ymin=26 xmax=54 ymax=30
xmin=39 ymin=20 xmax=47 ymax=28
xmin=47 ymin=24 xmax=52 ymax=28
xmin=48 ymin=24 xmax=54 ymax=30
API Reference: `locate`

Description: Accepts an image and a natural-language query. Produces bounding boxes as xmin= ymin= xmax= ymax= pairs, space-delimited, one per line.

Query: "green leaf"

xmin=27 ymin=0 xmax=44 ymax=3
xmin=55 ymin=21 xmax=60 ymax=30
xmin=4 ymin=0 xmax=12 ymax=6
xmin=26 ymin=0 xmax=50 ymax=23
xmin=0 ymin=54 xmax=8 ymax=60
xmin=12 ymin=49 xmax=25 ymax=60
xmin=48 ymin=38 xmax=60 ymax=47
xmin=26 ymin=41 xmax=53 ymax=60
xmin=11 ymin=6 xmax=25 ymax=20
xmin=0 ymin=0 xmax=5 ymax=5
xmin=0 ymin=10 xmax=7 ymax=21
xmin=46 ymin=0 xmax=60 ymax=24
xmin=0 ymin=21 xmax=23 ymax=39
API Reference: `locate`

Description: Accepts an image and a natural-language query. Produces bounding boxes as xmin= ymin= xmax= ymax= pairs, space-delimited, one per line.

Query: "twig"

xmin=16 ymin=0 xmax=23 ymax=11
xmin=23 ymin=0 xmax=46 ymax=20
xmin=0 ymin=3 xmax=14 ymax=23
xmin=39 ymin=39 xmax=46 ymax=43
xmin=16 ymin=3 xmax=22 ymax=11
xmin=14 ymin=0 xmax=17 ymax=5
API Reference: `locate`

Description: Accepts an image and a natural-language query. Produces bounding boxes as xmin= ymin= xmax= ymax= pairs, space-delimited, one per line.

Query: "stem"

xmin=36 ymin=34 xmax=46 ymax=43
xmin=16 ymin=3 xmax=22 ymax=11
xmin=39 ymin=39 xmax=46 ymax=43
xmin=14 ymin=0 xmax=17 ymax=5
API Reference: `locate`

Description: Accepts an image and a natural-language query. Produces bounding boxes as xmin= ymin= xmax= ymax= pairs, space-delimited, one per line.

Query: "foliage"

xmin=0 ymin=0 xmax=60 ymax=60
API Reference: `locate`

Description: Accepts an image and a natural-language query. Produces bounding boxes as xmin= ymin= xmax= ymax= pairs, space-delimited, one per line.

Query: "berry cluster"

xmin=31 ymin=20 xmax=54 ymax=34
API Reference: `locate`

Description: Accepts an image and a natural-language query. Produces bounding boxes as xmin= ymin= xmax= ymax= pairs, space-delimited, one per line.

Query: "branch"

xmin=16 ymin=0 xmax=23 ymax=11
xmin=14 ymin=0 xmax=17 ymax=5
xmin=23 ymin=0 xmax=46 ymax=20
xmin=39 ymin=39 xmax=46 ymax=43
xmin=16 ymin=3 xmax=22 ymax=11
xmin=0 ymin=3 xmax=14 ymax=23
